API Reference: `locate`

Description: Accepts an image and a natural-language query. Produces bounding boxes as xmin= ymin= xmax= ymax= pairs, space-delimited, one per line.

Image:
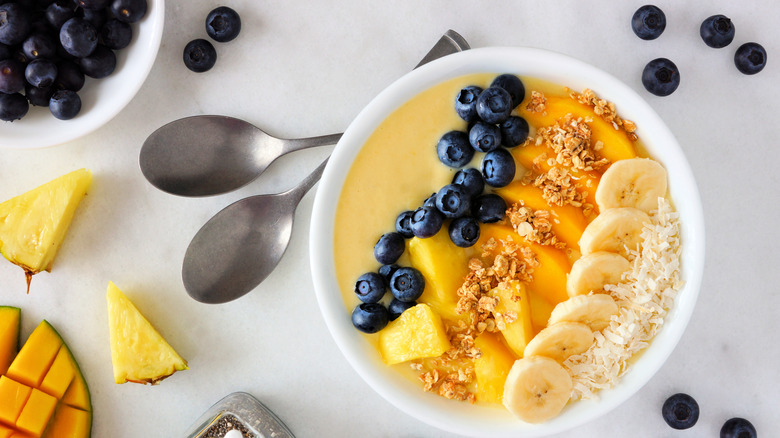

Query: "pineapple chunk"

xmin=474 ymin=332 xmax=517 ymax=404
xmin=106 ymin=282 xmax=188 ymax=384
xmin=0 ymin=169 xmax=92 ymax=284
xmin=378 ymin=304 xmax=450 ymax=365
xmin=407 ymin=230 xmax=470 ymax=321
xmin=490 ymin=280 xmax=534 ymax=357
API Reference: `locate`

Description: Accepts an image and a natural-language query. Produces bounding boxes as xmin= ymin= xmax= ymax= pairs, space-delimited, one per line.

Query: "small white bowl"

xmin=0 ymin=1 xmax=165 ymax=149
xmin=310 ymin=47 xmax=704 ymax=437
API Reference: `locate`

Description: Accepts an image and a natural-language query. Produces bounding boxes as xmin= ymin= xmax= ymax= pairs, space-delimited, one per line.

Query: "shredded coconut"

xmin=563 ymin=196 xmax=683 ymax=400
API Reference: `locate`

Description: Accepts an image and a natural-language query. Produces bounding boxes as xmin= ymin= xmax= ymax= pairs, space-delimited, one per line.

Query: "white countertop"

xmin=1 ymin=1 xmax=778 ymax=437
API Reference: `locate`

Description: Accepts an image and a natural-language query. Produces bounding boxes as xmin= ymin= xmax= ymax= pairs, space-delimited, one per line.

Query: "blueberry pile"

xmin=0 ymin=0 xmax=147 ymax=121
xmin=661 ymin=393 xmax=757 ymax=437
xmin=350 ymin=74 xmax=527 ymax=333
xmin=631 ymin=6 xmax=767 ymax=96
xmin=182 ymin=6 xmax=240 ymax=73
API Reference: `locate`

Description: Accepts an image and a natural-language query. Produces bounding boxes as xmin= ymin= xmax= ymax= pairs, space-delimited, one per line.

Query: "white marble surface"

xmin=0 ymin=1 xmax=778 ymax=437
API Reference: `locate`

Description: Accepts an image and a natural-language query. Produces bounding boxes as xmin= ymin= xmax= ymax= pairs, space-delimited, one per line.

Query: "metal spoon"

xmin=140 ymin=29 xmax=469 ymax=198
xmin=182 ymin=31 xmax=470 ymax=303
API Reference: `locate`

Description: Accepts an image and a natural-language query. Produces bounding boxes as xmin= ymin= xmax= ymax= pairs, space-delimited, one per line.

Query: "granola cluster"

xmin=531 ymin=167 xmax=585 ymax=209
xmin=525 ymin=90 xmax=547 ymax=113
xmin=568 ymin=88 xmax=638 ymax=141
xmin=505 ymin=203 xmax=566 ymax=249
xmin=534 ymin=113 xmax=609 ymax=173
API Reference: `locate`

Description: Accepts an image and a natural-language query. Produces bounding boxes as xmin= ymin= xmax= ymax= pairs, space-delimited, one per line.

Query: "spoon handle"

xmin=280 ymin=133 xmax=343 ymax=156
xmin=284 ymin=157 xmax=330 ymax=205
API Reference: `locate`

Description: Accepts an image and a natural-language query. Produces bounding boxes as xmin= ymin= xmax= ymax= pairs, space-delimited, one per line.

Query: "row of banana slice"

xmin=502 ymin=158 xmax=668 ymax=423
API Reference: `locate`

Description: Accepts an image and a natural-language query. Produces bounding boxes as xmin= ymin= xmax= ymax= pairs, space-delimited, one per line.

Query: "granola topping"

xmin=526 ymin=90 xmax=547 ymax=113
xmin=534 ymin=113 xmax=609 ymax=173
xmin=506 ymin=203 xmax=566 ymax=249
xmin=568 ymin=88 xmax=638 ymax=141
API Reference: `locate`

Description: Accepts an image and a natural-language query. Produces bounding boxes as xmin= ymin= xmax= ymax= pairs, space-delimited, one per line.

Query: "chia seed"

xmin=201 ymin=414 xmax=255 ymax=438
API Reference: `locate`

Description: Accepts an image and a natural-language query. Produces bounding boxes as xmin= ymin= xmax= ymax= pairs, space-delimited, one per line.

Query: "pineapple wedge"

xmin=0 ymin=169 xmax=91 ymax=288
xmin=378 ymin=304 xmax=450 ymax=365
xmin=106 ymin=282 xmax=188 ymax=384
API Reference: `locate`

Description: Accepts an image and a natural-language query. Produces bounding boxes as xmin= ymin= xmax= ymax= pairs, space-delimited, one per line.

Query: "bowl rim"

xmin=310 ymin=46 xmax=705 ymax=437
xmin=0 ymin=0 xmax=165 ymax=149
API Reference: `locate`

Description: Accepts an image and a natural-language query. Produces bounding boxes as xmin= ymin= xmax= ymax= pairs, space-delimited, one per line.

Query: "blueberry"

xmin=389 ymin=267 xmax=425 ymax=302
xmin=55 ymin=60 xmax=84 ymax=91
xmin=662 ymin=393 xmax=699 ymax=430
xmin=422 ymin=193 xmax=437 ymax=209
xmin=0 ymin=3 xmax=31 ymax=46
xmin=206 ymin=6 xmax=241 ymax=43
xmin=631 ymin=5 xmax=666 ymax=40
xmin=388 ymin=298 xmax=416 ymax=321
xmin=100 ymin=18 xmax=132 ymax=50
xmin=452 ymin=167 xmax=484 ymax=199
xmin=351 ymin=303 xmax=389 ymax=333
xmin=25 ymin=58 xmax=57 ymax=88
xmin=410 ymin=206 xmax=443 ymax=238
xmin=700 ymin=14 xmax=735 ymax=49
xmin=110 ymin=0 xmax=147 ymax=24
xmin=0 ymin=58 xmax=25 ymax=94
xmin=734 ymin=42 xmax=767 ymax=75
xmin=81 ymin=7 xmax=108 ymax=30
xmin=642 ymin=58 xmax=680 ymax=97
xmin=22 ymin=32 xmax=56 ymax=60
xmin=77 ymin=0 xmax=109 ymax=10
xmin=490 ymin=74 xmax=525 ymax=109
xmin=46 ymin=0 xmax=77 ymax=29
xmin=481 ymin=148 xmax=516 ymax=187
xmin=79 ymin=44 xmax=115 ymax=78
xmin=436 ymin=130 xmax=474 ymax=168
xmin=0 ymin=43 xmax=9 ymax=60
xmin=454 ymin=85 xmax=482 ymax=123
xmin=49 ymin=89 xmax=81 ymax=120
xmin=472 ymin=193 xmax=507 ymax=223
xmin=183 ymin=38 xmax=216 ymax=73
xmin=393 ymin=210 xmax=414 ymax=238
xmin=374 ymin=232 xmax=405 ymax=265
xmin=500 ymin=116 xmax=529 ymax=148
xmin=0 ymin=92 xmax=28 ymax=121
xmin=354 ymin=272 xmax=386 ymax=304
xmin=378 ymin=264 xmax=399 ymax=285
xmin=468 ymin=120 xmax=502 ymax=153
xmin=25 ymin=83 xmax=53 ymax=106
xmin=60 ymin=17 xmax=97 ymax=57
xmin=720 ymin=417 xmax=757 ymax=438
xmin=476 ymin=86 xmax=512 ymax=124
xmin=435 ymin=183 xmax=471 ymax=218
xmin=449 ymin=217 xmax=480 ymax=248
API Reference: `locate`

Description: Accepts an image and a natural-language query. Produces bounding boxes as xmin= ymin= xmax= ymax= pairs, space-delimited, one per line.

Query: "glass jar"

xmin=184 ymin=392 xmax=295 ymax=438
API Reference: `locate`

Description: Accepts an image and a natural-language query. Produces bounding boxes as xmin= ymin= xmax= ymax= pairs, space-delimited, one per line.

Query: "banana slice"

xmin=523 ymin=321 xmax=594 ymax=362
xmin=595 ymin=158 xmax=668 ymax=212
xmin=578 ymin=207 xmax=650 ymax=257
xmin=502 ymin=355 xmax=573 ymax=423
xmin=566 ymin=251 xmax=631 ymax=297
xmin=548 ymin=294 xmax=619 ymax=331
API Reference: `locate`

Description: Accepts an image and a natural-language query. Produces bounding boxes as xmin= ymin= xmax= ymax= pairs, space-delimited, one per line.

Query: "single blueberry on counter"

xmin=354 ymin=272 xmax=386 ymax=304
xmin=388 ymin=298 xmax=416 ymax=321
xmin=661 ymin=393 xmax=699 ymax=430
xmin=472 ymin=194 xmax=507 ymax=223
xmin=206 ymin=6 xmax=241 ymax=43
xmin=449 ymin=217 xmax=480 ymax=248
xmin=410 ymin=206 xmax=443 ymax=238
xmin=720 ymin=417 xmax=757 ymax=438
xmin=455 ymin=85 xmax=482 ymax=123
xmin=700 ymin=14 xmax=735 ymax=48
xmin=476 ymin=86 xmax=512 ymax=124
xmin=631 ymin=5 xmax=666 ymax=40
xmin=490 ymin=74 xmax=525 ymax=109
xmin=395 ymin=210 xmax=415 ymax=238
xmin=49 ymin=89 xmax=81 ymax=120
xmin=481 ymin=148 xmax=516 ymax=187
xmin=374 ymin=232 xmax=405 ymax=265
xmin=642 ymin=58 xmax=679 ymax=96
xmin=351 ymin=303 xmax=389 ymax=333
xmin=183 ymin=38 xmax=217 ymax=73
xmin=0 ymin=3 xmax=31 ymax=46
xmin=452 ymin=167 xmax=484 ymax=199
xmin=389 ymin=267 xmax=425 ymax=302
xmin=500 ymin=116 xmax=529 ymax=148
xmin=0 ymin=92 xmax=29 ymax=121
xmin=435 ymin=183 xmax=471 ymax=218
xmin=734 ymin=42 xmax=767 ymax=75
xmin=437 ymin=130 xmax=474 ymax=168
xmin=468 ymin=120 xmax=502 ymax=153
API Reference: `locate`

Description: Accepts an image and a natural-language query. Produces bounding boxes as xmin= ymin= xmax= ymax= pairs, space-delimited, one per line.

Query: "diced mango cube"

xmin=378 ymin=304 xmax=451 ymax=365
xmin=60 ymin=370 xmax=90 ymax=412
xmin=0 ymin=376 xmax=31 ymax=427
xmin=42 ymin=404 xmax=91 ymax=438
xmin=0 ymin=306 xmax=21 ymax=375
xmin=0 ymin=424 xmax=14 ymax=438
xmin=474 ymin=333 xmax=517 ymax=404
xmin=39 ymin=345 xmax=75 ymax=400
xmin=6 ymin=321 xmax=62 ymax=388
xmin=15 ymin=389 xmax=57 ymax=437
xmin=407 ymin=230 xmax=470 ymax=321
xmin=490 ymin=280 xmax=534 ymax=357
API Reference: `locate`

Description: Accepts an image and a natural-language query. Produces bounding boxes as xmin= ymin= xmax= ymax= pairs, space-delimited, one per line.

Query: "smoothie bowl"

xmin=310 ymin=47 xmax=704 ymax=437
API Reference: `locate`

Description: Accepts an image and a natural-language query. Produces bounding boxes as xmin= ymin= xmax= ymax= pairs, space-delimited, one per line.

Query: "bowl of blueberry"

xmin=310 ymin=46 xmax=704 ymax=436
xmin=0 ymin=0 xmax=163 ymax=148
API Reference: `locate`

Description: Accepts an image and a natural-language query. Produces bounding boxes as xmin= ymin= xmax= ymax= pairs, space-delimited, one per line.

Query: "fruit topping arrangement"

xmin=183 ymin=6 xmax=241 ymax=73
xmin=337 ymin=72 xmax=686 ymax=423
xmin=0 ymin=0 xmax=149 ymax=121
xmin=0 ymin=307 xmax=92 ymax=437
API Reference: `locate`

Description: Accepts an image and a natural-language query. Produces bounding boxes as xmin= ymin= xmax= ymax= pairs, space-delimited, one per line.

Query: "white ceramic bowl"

xmin=0 ymin=0 xmax=165 ymax=149
xmin=310 ymin=47 xmax=705 ymax=437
